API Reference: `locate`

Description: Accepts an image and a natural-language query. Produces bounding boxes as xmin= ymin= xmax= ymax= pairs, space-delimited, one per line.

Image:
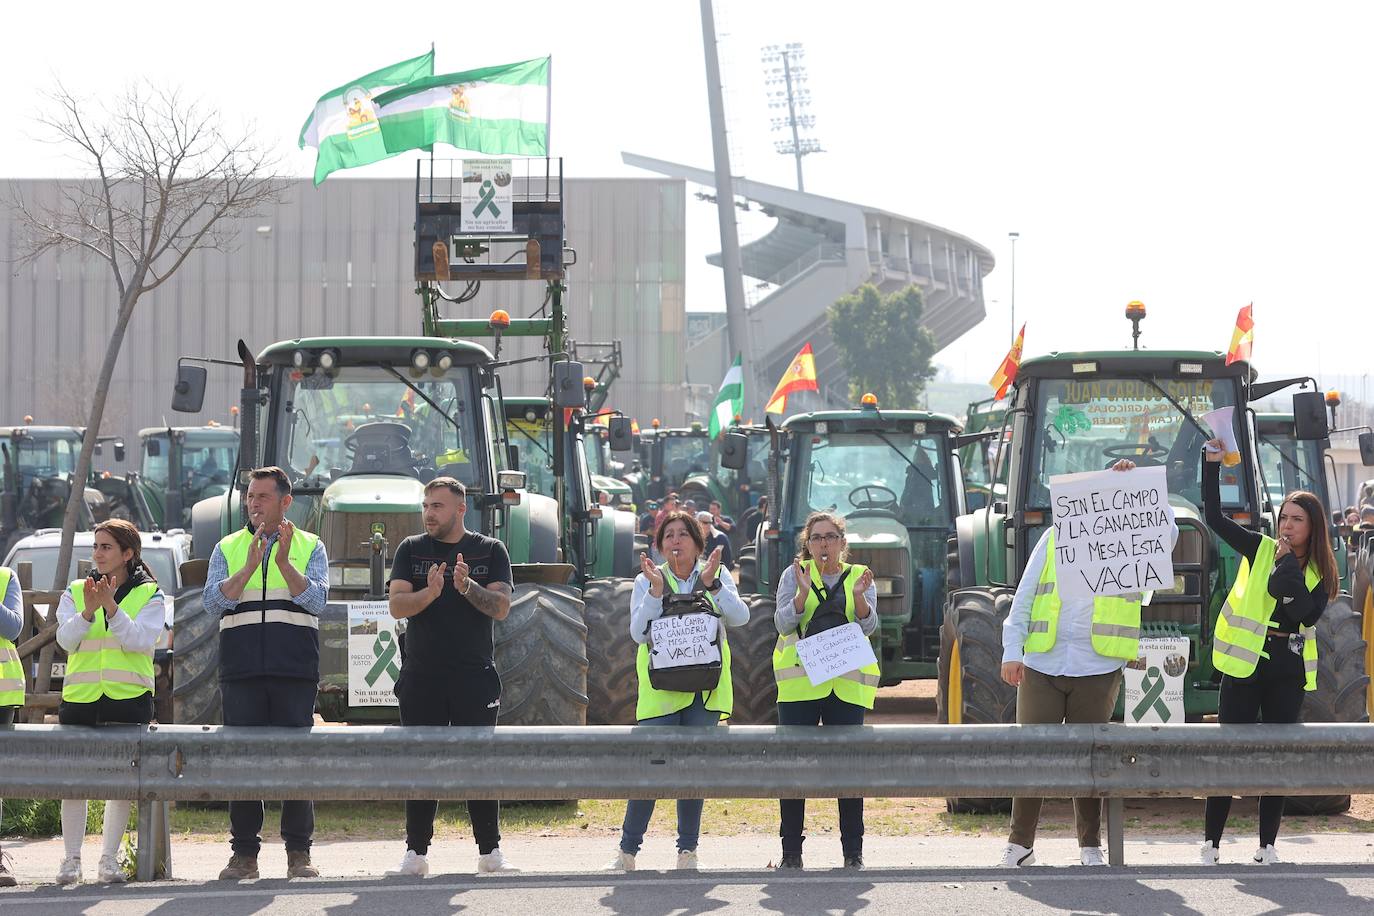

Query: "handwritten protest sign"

xmin=1123 ymin=636 xmax=1190 ymax=723
xmin=650 ymin=614 xmax=721 ymax=669
xmin=795 ymin=622 xmax=878 ymax=686
xmin=1049 ymin=466 xmax=1174 ymax=602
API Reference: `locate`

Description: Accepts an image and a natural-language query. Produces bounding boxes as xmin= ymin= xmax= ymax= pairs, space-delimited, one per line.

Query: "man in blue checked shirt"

xmin=202 ymin=466 xmax=329 ymax=881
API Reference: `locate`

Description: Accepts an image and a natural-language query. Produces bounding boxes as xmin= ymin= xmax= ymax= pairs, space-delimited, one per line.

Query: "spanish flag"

xmin=765 ymin=343 xmax=819 ymax=415
xmin=1225 ymin=304 xmax=1254 ymax=366
xmin=989 ymin=324 xmax=1026 ymax=400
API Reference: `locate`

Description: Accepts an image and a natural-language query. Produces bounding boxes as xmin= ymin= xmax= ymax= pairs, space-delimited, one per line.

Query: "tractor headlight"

xmin=873 ymin=577 xmax=901 ymax=596
xmin=318 ymin=349 xmax=339 ymax=371
xmin=411 ymin=349 xmax=431 ymax=371
xmin=436 ymin=352 xmax=453 ymax=371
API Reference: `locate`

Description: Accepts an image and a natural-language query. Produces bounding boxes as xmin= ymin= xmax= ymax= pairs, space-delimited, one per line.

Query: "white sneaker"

xmin=1253 ymin=845 xmax=1280 ymax=865
xmin=476 ymin=848 xmax=519 ymax=874
xmin=96 ymin=855 xmax=126 ymax=883
xmin=1199 ymin=843 xmax=1220 ymax=865
xmin=386 ymin=850 xmax=429 ymax=877
xmin=677 ymin=849 xmax=699 ymax=871
xmin=1079 ymin=847 xmax=1107 ymax=866
xmin=56 ymin=855 xmax=82 ymax=885
xmin=998 ymin=843 xmax=1036 ymax=867
xmin=606 ymin=850 xmax=636 ymax=872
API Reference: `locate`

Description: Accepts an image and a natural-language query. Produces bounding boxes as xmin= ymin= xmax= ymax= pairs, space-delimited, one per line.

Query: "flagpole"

xmin=545 ymin=54 xmax=553 ymax=154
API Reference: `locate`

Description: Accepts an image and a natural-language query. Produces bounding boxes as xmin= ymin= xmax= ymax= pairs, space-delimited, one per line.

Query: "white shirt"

xmin=1002 ymin=511 xmax=1178 ymax=677
xmin=56 ymin=585 xmax=167 ymax=656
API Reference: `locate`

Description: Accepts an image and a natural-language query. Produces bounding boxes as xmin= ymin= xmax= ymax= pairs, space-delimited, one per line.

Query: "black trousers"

xmin=58 ymin=692 xmax=154 ymax=726
xmin=222 ymin=677 xmax=318 ymax=856
xmin=397 ymin=664 xmax=503 ymax=855
xmin=1205 ymin=634 xmax=1307 ymax=848
xmin=0 ymin=706 xmax=16 ymax=726
xmin=778 ymin=692 xmax=866 ymax=857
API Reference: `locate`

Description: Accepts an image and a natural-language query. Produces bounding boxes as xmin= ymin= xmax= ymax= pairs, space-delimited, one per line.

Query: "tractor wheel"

xmin=937 ymin=587 xmax=1017 ymax=814
xmin=494 ymin=583 xmax=589 ymax=726
xmin=582 ymin=577 xmax=638 ymax=725
xmin=734 ymin=550 xmax=758 ymax=595
xmin=727 ymin=594 xmax=779 ymax=724
xmin=1286 ymin=595 xmax=1369 ymax=815
xmin=171 ymin=588 xmax=222 ymax=724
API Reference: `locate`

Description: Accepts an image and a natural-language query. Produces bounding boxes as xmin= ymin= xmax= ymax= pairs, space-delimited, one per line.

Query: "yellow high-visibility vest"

xmin=62 ymin=580 xmax=158 ymax=703
xmin=1026 ymin=530 xmax=1142 ymax=660
xmin=0 ymin=568 xmax=22 ymax=707
xmin=635 ymin=565 xmax=733 ymax=720
xmin=772 ymin=560 xmax=880 ymax=709
xmin=1214 ymin=536 xmax=1321 ymax=690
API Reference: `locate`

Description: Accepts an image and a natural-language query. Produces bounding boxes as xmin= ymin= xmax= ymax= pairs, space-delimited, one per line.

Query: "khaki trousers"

xmin=1008 ymin=666 xmax=1122 ymax=849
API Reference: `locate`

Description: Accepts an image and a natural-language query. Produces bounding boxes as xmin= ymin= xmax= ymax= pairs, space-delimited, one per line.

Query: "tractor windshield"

xmin=1257 ymin=428 xmax=1324 ymax=506
xmin=510 ymin=420 xmax=556 ymax=497
xmin=1027 ymin=376 xmax=1246 ymax=508
xmin=281 ymin=367 xmax=480 ymax=489
xmin=791 ymin=432 xmax=951 ymax=527
xmin=142 ymin=439 xmax=237 ymax=491
xmin=661 ymin=436 xmax=710 ymax=481
xmin=16 ymin=437 xmax=79 ymax=489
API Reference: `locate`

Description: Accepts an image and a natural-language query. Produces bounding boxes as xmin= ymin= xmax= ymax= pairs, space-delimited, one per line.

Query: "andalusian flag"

xmin=1225 ymin=304 xmax=1254 ymax=366
xmin=374 ymin=57 xmax=550 ymax=158
xmin=709 ymin=355 xmax=744 ymax=438
xmin=299 ymin=50 xmax=436 ymax=185
xmin=765 ymin=343 xmax=819 ymax=416
xmin=989 ymin=324 xmax=1026 ymax=400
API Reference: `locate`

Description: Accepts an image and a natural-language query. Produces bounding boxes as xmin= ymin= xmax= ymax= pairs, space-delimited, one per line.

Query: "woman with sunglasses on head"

xmin=772 ymin=511 xmax=878 ymax=870
xmin=608 ymin=509 xmax=750 ymax=872
xmin=53 ymin=519 xmax=167 ymax=885
xmin=1199 ymin=438 xmax=1338 ymax=865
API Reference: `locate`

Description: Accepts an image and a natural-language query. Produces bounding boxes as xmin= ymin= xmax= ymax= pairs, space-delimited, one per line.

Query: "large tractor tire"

xmin=583 ymin=577 xmax=638 ymax=725
xmin=728 ymin=594 xmax=779 ymax=724
xmin=1286 ymin=596 xmax=1369 ymax=815
xmin=494 ymin=583 xmax=589 ymax=726
xmin=734 ymin=550 xmax=758 ymax=595
xmin=170 ymin=589 xmax=223 ymax=725
xmin=937 ymin=587 xmax=1017 ymax=814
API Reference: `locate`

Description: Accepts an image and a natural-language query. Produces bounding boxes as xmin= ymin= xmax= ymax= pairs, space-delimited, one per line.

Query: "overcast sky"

xmin=6 ymin=1 xmax=1372 ymax=394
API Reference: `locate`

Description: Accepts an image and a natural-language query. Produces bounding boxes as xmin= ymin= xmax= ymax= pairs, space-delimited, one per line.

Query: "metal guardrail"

xmin=4 ymin=722 xmax=1372 ymax=878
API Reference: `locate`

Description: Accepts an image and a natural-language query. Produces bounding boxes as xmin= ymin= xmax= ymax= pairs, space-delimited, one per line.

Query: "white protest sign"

xmin=461 ymin=158 xmax=514 ymax=233
xmin=795 ymin=621 xmax=878 ymax=686
xmin=650 ymin=614 xmax=721 ymax=669
xmin=1049 ymin=466 xmax=1174 ymax=602
xmin=1201 ymin=405 xmax=1242 ymax=467
xmin=347 ymin=601 xmax=400 ymax=706
xmin=1123 ymin=636 xmax=1190 ymax=723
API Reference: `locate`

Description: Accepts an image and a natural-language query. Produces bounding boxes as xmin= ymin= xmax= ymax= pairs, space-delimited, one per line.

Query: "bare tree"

xmin=9 ymin=81 xmax=285 ymax=589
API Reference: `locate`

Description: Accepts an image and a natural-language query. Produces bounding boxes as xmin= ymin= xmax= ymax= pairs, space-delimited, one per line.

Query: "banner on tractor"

xmin=461 ymin=158 xmax=514 ymax=233
xmin=1048 ymin=466 xmax=1174 ymax=602
xmin=347 ymin=601 xmax=401 ymax=706
xmin=1123 ymin=636 xmax=1190 ymax=723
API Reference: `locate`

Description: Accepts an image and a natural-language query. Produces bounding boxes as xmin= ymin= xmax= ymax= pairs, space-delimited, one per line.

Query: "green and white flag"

xmin=709 ymin=355 xmax=745 ymax=439
xmin=299 ymin=50 xmax=436 ymax=185
xmin=373 ymin=57 xmax=550 ymax=158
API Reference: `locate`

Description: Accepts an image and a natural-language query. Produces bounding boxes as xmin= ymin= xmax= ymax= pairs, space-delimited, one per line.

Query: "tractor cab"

xmin=139 ymin=425 xmax=239 ymax=529
xmin=754 ymin=399 xmax=974 ymax=684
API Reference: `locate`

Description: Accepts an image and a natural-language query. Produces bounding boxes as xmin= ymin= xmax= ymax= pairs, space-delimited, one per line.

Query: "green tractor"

xmin=501 ymin=395 xmax=651 ymax=725
xmin=733 ymin=399 xmax=989 ymax=724
xmin=678 ymin=423 xmax=772 ymax=554
xmin=581 ymin=420 xmax=634 ymax=509
xmin=138 ymin=425 xmax=240 ymax=530
xmin=939 ymin=342 xmax=1370 ymax=814
xmin=622 ymin=424 xmax=713 ymax=504
xmin=0 ymin=423 xmax=148 ymax=555
xmin=168 ymin=157 xmax=599 ymax=728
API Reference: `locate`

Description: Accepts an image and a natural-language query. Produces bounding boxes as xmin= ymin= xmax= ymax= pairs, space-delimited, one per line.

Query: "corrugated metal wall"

xmin=0 ymin=176 xmax=686 ymax=463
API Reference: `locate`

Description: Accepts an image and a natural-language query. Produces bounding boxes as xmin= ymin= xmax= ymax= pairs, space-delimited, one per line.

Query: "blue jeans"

xmin=619 ymin=693 xmax=721 ymax=854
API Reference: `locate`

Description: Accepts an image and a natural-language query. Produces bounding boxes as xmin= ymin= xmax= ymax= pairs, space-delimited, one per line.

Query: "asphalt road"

xmin=3 ymin=866 xmax=1371 ymax=915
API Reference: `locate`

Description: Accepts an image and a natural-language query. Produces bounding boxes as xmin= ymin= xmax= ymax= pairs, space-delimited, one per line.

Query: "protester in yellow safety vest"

xmin=1200 ymin=438 xmax=1337 ymax=866
xmin=0 ymin=563 xmax=24 ymax=887
xmin=53 ymin=520 xmax=167 ymax=886
xmin=772 ymin=511 xmax=878 ymax=870
xmin=608 ymin=510 xmax=749 ymax=873
xmin=999 ymin=459 xmax=1177 ymax=868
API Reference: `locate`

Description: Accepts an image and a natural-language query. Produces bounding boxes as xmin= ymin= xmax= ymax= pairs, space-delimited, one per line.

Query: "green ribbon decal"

xmin=473 ymin=180 xmax=501 ymax=218
xmin=366 ymin=629 xmax=400 ymax=686
xmin=1132 ymin=665 xmax=1170 ymax=721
